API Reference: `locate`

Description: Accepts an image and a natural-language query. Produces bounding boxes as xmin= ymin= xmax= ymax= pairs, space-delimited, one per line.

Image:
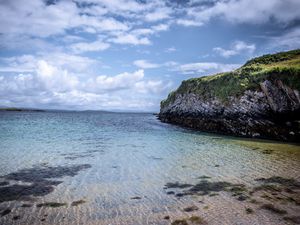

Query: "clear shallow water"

xmin=0 ymin=111 xmax=299 ymax=225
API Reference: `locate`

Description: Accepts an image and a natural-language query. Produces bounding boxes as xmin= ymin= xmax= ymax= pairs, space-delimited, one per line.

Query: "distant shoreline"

xmin=0 ymin=107 xmax=157 ymax=114
xmin=0 ymin=108 xmax=45 ymax=112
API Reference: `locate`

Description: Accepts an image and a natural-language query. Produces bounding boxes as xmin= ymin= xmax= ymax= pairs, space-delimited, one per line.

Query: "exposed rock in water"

xmin=159 ymin=49 xmax=300 ymax=142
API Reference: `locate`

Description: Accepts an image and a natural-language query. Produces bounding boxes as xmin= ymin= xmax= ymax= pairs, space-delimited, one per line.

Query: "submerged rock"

xmin=130 ymin=196 xmax=142 ymax=200
xmin=159 ymin=49 xmax=300 ymax=142
xmin=36 ymin=202 xmax=67 ymax=208
xmin=260 ymin=203 xmax=287 ymax=215
xmin=71 ymin=199 xmax=86 ymax=206
xmin=0 ymin=208 xmax=11 ymax=217
xmin=0 ymin=164 xmax=91 ymax=203
xmin=183 ymin=205 xmax=199 ymax=212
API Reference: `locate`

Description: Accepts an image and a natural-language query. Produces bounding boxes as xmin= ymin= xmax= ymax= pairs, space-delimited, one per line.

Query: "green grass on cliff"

xmin=161 ymin=49 xmax=300 ymax=108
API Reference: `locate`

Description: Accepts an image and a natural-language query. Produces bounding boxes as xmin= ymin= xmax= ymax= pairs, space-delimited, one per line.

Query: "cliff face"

xmin=159 ymin=49 xmax=300 ymax=142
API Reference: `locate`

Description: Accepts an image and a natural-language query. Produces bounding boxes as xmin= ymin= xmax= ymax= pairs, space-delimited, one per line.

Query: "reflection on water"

xmin=0 ymin=111 xmax=299 ymax=225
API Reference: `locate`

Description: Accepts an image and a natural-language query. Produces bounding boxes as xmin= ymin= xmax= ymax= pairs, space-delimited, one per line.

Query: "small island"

xmin=159 ymin=49 xmax=300 ymax=142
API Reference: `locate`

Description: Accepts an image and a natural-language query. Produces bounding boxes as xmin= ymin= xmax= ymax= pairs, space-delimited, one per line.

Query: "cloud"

xmin=133 ymin=60 xmax=160 ymax=69
xmin=213 ymin=41 xmax=256 ymax=58
xmin=152 ymin=23 xmax=170 ymax=32
xmin=1 ymin=0 xmax=298 ymax=111
xmin=185 ymin=0 xmax=300 ymax=26
xmin=110 ymin=33 xmax=151 ymax=45
xmin=78 ymin=0 xmax=147 ymax=15
xmin=86 ymin=70 xmax=145 ymax=93
xmin=35 ymin=60 xmax=79 ymax=92
xmin=0 ymin=56 xmax=171 ymax=111
xmin=0 ymin=53 xmax=97 ymax=73
xmin=144 ymin=8 xmax=171 ymax=22
xmin=268 ymin=27 xmax=300 ymax=50
xmin=176 ymin=62 xmax=241 ymax=74
xmin=176 ymin=19 xmax=203 ymax=27
xmin=165 ymin=47 xmax=177 ymax=53
xmin=135 ymin=80 xmax=173 ymax=94
xmin=70 ymin=40 xmax=110 ymax=53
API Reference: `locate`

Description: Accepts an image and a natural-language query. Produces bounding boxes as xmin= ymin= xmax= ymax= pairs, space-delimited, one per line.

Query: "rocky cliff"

xmin=159 ymin=49 xmax=300 ymax=142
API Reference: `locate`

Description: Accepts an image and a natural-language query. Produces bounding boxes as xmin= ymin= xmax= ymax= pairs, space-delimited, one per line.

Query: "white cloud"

xmin=144 ymin=8 xmax=171 ymax=22
xmin=165 ymin=47 xmax=177 ymax=53
xmin=0 ymin=53 xmax=97 ymax=73
xmin=86 ymin=70 xmax=145 ymax=93
xmin=135 ymin=80 xmax=172 ymax=94
xmin=176 ymin=19 xmax=203 ymax=27
xmin=78 ymin=0 xmax=147 ymax=15
xmin=132 ymin=29 xmax=155 ymax=36
xmin=0 ymin=56 xmax=171 ymax=111
xmin=152 ymin=23 xmax=170 ymax=32
xmin=213 ymin=41 xmax=256 ymax=58
xmin=268 ymin=27 xmax=300 ymax=50
xmin=176 ymin=62 xmax=241 ymax=74
xmin=1 ymin=0 xmax=298 ymax=111
xmin=35 ymin=60 xmax=79 ymax=92
xmin=186 ymin=0 xmax=300 ymax=26
xmin=110 ymin=34 xmax=151 ymax=45
xmin=164 ymin=61 xmax=178 ymax=67
xmin=0 ymin=0 xmax=77 ymax=38
xmin=74 ymin=16 xmax=130 ymax=32
xmin=70 ymin=40 xmax=110 ymax=53
xmin=133 ymin=60 xmax=160 ymax=69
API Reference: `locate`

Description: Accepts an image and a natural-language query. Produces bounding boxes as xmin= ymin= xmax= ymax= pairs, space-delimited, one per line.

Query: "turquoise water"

xmin=0 ymin=111 xmax=299 ymax=225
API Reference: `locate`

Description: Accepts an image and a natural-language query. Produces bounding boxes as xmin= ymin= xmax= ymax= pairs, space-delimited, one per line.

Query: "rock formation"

xmin=159 ymin=49 xmax=300 ymax=142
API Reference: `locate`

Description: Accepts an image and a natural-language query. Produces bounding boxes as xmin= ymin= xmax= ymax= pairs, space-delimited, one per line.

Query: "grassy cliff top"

xmin=161 ymin=49 xmax=300 ymax=108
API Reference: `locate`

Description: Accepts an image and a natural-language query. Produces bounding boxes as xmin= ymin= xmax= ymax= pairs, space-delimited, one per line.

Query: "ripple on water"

xmin=0 ymin=112 xmax=299 ymax=225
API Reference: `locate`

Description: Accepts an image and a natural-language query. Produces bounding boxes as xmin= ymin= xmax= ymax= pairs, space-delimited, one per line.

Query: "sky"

xmin=0 ymin=0 xmax=299 ymax=112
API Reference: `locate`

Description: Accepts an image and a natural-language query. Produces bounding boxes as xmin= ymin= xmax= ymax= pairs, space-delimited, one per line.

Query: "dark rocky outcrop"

xmin=159 ymin=49 xmax=300 ymax=142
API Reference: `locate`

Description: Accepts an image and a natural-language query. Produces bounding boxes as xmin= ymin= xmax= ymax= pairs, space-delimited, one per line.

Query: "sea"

xmin=0 ymin=111 xmax=299 ymax=225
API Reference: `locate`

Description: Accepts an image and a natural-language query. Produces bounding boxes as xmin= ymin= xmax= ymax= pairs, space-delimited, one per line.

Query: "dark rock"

xmin=0 ymin=164 xmax=91 ymax=203
xmin=158 ymin=50 xmax=300 ymax=142
xmin=163 ymin=215 xmax=170 ymax=220
xmin=260 ymin=203 xmax=287 ymax=215
xmin=36 ymin=202 xmax=67 ymax=208
xmin=165 ymin=180 xmax=246 ymax=196
xmin=71 ymin=199 xmax=86 ymax=206
xmin=237 ymin=195 xmax=248 ymax=201
xmin=183 ymin=205 xmax=198 ymax=212
xmin=165 ymin=182 xmax=193 ymax=189
xmin=171 ymin=219 xmax=189 ymax=225
xmin=283 ymin=216 xmax=300 ymax=224
xmin=13 ymin=215 xmax=21 ymax=220
xmin=1 ymin=208 xmax=11 ymax=217
xmin=21 ymin=203 xmax=33 ymax=207
xmin=0 ymin=181 xmax=9 ymax=186
xmin=198 ymin=176 xmax=211 ymax=179
xmin=130 ymin=196 xmax=142 ymax=200
xmin=245 ymin=208 xmax=254 ymax=214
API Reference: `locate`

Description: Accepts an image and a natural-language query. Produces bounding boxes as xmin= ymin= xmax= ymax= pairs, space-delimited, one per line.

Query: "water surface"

xmin=0 ymin=111 xmax=299 ymax=225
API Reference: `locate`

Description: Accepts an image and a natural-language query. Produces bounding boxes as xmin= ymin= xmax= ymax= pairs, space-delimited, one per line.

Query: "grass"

xmin=161 ymin=49 xmax=300 ymax=108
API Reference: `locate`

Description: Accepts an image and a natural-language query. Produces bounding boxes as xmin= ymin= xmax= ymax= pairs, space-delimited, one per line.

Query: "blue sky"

xmin=0 ymin=0 xmax=299 ymax=112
